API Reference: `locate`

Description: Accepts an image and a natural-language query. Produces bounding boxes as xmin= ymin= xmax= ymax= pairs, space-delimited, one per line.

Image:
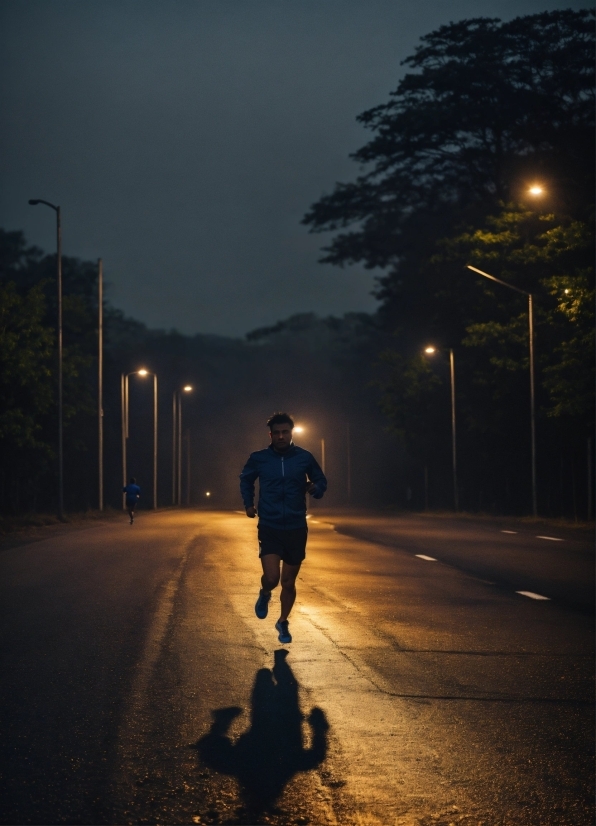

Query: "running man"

xmin=122 ymin=477 xmax=141 ymax=524
xmin=239 ymin=413 xmax=327 ymax=643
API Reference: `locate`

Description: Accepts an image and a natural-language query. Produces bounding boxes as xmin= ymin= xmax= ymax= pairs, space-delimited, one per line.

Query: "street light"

xmin=172 ymin=385 xmax=193 ymax=505
xmin=28 ymin=198 xmax=63 ymax=517
xmin=528 ymin=184 xmax=544 ymax=197
xmin=424 ymin=346 xmax=458 ymax=511
xmin=98 ymin=259 xmax=104 ymax=511
xmin=467 ymin=264 xmax=537 ymax=517
xmin=121 ymin=369 xmax=158 ymax=510
xmin=293 ymin=425 xmax=325 ymax=473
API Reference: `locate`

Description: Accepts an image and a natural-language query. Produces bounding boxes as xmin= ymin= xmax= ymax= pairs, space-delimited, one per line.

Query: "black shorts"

xmin=125 ymin=499 xmax=137 ymax=511
xmin=258 ymin=524 xmax=307 ymax=566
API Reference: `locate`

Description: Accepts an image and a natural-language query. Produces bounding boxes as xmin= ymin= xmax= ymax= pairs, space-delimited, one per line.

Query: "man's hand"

xmin=306 ymin=481 xmax=317 ymax=495
xmin=246 ymin=506 xmax=257 ymax=518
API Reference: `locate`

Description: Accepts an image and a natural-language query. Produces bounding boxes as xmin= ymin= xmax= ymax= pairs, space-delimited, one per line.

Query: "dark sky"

xmin=0 ymin=1 xmax=590 ymax=336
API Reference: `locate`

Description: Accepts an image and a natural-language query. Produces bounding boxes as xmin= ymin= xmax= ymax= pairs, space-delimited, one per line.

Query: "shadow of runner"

xmin=194 ymin=650 xmax=329 ymax=819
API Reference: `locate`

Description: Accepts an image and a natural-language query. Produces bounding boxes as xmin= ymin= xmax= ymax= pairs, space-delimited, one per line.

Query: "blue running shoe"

xmin=255 ymin=589 xmax=271 ymax=619
xmin=275 ymin=620 xmax=292 ymax=644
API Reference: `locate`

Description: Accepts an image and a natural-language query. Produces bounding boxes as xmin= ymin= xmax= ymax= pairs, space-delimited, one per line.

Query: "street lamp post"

xmin=172 ymin=386 xmax=193 ymax=505
xmin=186 ymin=429 xmax=191 ymax=506
xmin=28 ymin=199 xmax=63 ymax=517
xmin=294 ymin=425 xmax=326 ymax=476
xmin=467 ymin=264 xmax=537 ymax=517
xmin=121 ymin=369 xmax=158 ymax=510
xmin=98 ymin=259 xmax=103 ymax=511
xmin=424 ymin=346 xmax=459 ymax=511
xmin=346 ymin=422 xmax=351 ymax=502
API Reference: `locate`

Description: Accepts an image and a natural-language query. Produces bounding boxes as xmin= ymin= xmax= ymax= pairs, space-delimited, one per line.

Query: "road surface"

xmin=0 ymin=510 xmax=593 ymax=825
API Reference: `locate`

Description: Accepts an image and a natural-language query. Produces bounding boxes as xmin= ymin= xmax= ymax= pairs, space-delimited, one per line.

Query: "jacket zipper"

xmin=281 ymin=456 xmax=285 ymax=526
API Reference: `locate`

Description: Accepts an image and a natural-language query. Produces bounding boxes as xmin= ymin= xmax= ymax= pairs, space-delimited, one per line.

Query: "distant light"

xmin=294 ymin=426 xmax=304 ymax=433
xmin=424 ymin=347 xmax=436 ymax=355
xmin=205 ymin=491 xmax=211 ymax=497
xmin=183 ymin=385 xmax=193 ymax=392
xmin=138 ymin=369 xmax=148 ymax=376
xmin=528 ymin=185 xmax=544 ymax=196
xmin=564 ymin=289 xmax=570 ymax=295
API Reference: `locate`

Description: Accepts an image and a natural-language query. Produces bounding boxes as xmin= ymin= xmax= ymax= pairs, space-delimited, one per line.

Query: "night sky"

xmin=0 ymin=0 xmax=590 ymax=336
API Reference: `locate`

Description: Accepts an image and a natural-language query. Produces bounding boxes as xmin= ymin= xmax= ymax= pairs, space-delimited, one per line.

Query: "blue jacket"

xmin=123 ymin=483 xmax=140 ymax=501
xmin=240 ymin=444 xmax=327 ymax=530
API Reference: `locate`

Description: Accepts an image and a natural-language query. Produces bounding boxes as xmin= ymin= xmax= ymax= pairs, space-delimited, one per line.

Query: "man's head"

xmin=130 ymin=477 xmax=136 ymax=484
xmin=267 ymin=412 xmax=294 ymax=452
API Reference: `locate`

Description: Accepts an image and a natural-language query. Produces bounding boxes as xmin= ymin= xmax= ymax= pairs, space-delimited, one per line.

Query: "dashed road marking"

xmin=415 ymin=554 xmax=437 ymax=562
xmin=536 ymin=535 xmax=563 ymax=541
xmin=501 ymin=530 xmax=517 ymax=534
xmin=516 ymin=590 xmax=551 ymax=600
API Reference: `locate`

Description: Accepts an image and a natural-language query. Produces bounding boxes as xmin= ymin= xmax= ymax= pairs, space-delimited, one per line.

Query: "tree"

xmin=303 ymin=10 xmax=594 ymax=515
xmin=0 ymin=280 xmax=54 ymax=510
xmin=303 ymin=9 xmax=594 ymax=334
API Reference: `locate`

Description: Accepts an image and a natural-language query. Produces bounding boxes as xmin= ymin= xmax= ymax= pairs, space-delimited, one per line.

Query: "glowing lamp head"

xmin=183 ymin=385 xmax=192 ymax=392
xmin=564 ymin=289 xmax=570 ymax=295
xmin=293 ymin=426 xmax=304 ymax=433
xmin=137 ymin=369 xmax=148 ymax=376
xmin=424 ymin=347 xmax=436 ymax=355
xmin=528 ymin=185 xmax=544 ymax=196
xmin=205 ymin=491 xmax=211 ymax=497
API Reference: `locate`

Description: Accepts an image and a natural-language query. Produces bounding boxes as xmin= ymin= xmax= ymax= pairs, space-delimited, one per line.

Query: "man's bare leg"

xmin=260 ymin=554 xmax=281 ymax=594
xmin=279 ymin=561 xmax=301 ymax=621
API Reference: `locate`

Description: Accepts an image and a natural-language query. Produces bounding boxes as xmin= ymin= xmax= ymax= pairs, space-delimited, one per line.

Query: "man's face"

xmin=270 ymin=422 xmax=293 ymax=452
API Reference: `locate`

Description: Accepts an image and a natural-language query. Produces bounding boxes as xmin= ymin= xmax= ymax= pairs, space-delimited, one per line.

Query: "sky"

xmin=0 ymin=0 xmax=591 ymax=336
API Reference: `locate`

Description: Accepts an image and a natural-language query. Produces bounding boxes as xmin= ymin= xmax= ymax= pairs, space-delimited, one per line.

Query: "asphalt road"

xmin=0 ymin=510 xmax=593 ymax=826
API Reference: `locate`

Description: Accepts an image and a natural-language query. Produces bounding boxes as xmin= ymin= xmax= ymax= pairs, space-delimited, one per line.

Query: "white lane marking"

xmin=415 ymin=554 xmax=437 ymax=562
xmin=501 ymin=530 xmax=517 ymax=534
xmin=536 ymin=535 xmax=563 ymax=541
xmin=516 ymin=591 xmax=551 ymax=600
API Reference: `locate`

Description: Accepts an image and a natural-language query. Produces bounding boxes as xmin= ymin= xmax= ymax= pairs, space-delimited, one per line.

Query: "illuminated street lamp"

xmin=424 ymin=346 xmax=458 ymax=511
xmin=528 ymin=184 xmax=545 ymax=197
xmin=173 ymin=385 xmax=193 ymax=505
xmin=121 ymin=369 xmax=158 ymax=510
xmin=293 ymin=425 xmax=325 ymax=473
xmin=28 ymin=198 xmax=63 ymax=517
xmin=467 ymin=264 xmax=537 ymax=517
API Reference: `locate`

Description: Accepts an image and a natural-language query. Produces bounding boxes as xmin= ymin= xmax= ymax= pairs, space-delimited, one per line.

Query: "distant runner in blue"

xmin=240 ymin=412 xmax=327 ymax=644
xmin=123 ymin=477 xmax=141 ymax=524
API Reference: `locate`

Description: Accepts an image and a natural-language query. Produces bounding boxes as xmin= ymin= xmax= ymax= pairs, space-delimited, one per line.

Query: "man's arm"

xmin=307 ymin=456 xmax=327 ymax=499
xmin=239 ymin=455 xmax=259 ymax=517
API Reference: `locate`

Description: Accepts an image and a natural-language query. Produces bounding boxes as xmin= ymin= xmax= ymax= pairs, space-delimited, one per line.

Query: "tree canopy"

xmin=303 ymin=9 xmax=594 ymax=328
xmin=304 ymin=9 xmax=594 ymax=516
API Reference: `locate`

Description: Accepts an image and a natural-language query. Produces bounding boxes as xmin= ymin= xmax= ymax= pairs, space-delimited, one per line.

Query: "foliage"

xmin=446 ymin=207 xmax=595 ymax=426
xmin=0 ymin=280 xmax=54 ymax=450
xmin=303 ymin=9 xmax=594 ymax=515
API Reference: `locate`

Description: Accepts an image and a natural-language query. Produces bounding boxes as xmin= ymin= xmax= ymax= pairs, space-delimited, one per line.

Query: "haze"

xmin=0 ymin=0 xmax=589 ymax=335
